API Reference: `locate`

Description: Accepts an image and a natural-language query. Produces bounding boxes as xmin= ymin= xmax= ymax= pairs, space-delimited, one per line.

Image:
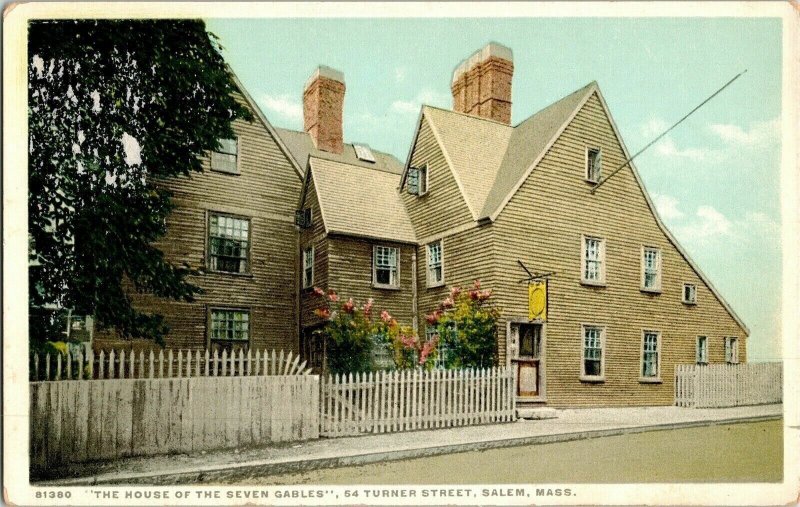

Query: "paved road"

xmin=233 ymin=420 xmax=782 ymax=484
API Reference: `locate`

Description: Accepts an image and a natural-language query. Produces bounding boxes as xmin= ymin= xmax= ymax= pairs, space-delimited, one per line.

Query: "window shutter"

xmin=595 ymin=149 xmax=602 ymax=177
xmin=295 ymin=209 xmax=311 ymax=229
xmin=407 ymin=167 xmax=419 ymax=195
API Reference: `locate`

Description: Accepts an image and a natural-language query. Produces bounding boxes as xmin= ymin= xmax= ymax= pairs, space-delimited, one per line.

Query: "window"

xmin=581 ymin=236 xmax=605 ymax=284
xmin=208 ymin=213 xmax=249 ymax=273
xmin=581 ymin=325 xmax=604 ymax=380
xmin=407 ymin=165 xmax=428 ymax=196
xmin=696 ymin=336 xmax=708 ymax=364
xmin=210 ymin=309 xmax=250 ymax=342
xmin=354 ymin=144 xmax=376 ymax=163
xmin=725 ymin=337 xmax=739 ymax=364
xmin=373 ymin=246 xmax=399 ymax=288
xmin=642 ymin=247 xmax=661 ymax=291
xmin=683 ymin=283 xmax=697 ymax=304
xmin=586 ymin=147 xmax=602 ymax=183
xmin=429 ymin=323 xmax=455 ymax=369
xmin=426 ymin=240 xmax=443 ymax=286
xmin=641 ymin=331 xmax=661 ymax=380
xmin=211 ymin=138 xmax=239 ymax=174
xmin=302 ymin=246 xmax=314 ymax=289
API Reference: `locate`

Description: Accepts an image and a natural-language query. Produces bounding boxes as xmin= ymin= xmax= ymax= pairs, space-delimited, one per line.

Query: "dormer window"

xmin=407 ymin=165 xmax=428 ymax=196
xmin=586 ymin=147 xmax=602 ymax=183
xmin=354 ymin=144 xmax=376 ymax=163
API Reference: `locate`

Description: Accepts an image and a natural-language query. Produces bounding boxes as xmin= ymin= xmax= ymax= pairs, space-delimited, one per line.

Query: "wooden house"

xmin=398 ymin=43 xmax=748 ymax=406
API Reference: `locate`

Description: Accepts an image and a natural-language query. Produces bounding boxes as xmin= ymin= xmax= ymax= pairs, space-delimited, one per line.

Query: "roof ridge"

xmin=276 ymin=126 xmax=399 ymax=160
xmin=422 ymin=104 xmax=514 ymax=128
xmin=308 ymin=154 xmax=402 ymax=175
xmin=511 ymin=81 xmax=597 ymax=129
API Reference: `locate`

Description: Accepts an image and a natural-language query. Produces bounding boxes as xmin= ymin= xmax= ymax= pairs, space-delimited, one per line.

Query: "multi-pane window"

xmin=683 ymin=283 xmax=697 ymax=304
xmin=209 ymin=214 xmax=249 ymax=273
xmin=429 ymin=323 xmax=455 ymax=369
xmin=211 ymin=138 xmax=239 ymax=174
xmin=642 ymin=331 xmax=660 ymax=378
xmin=302 ymin=247 xmax=314 ymax=289
xmin=210 ymin=309 xmax=250 ymax=342
xmin=427 ymin=240 xmax=443 ymax=286
xmin=696 ymin=336 xmax=708 ymax=364
xmin=407 ymin=165 xmax=429 ymax=196
xmin=581 ymin=325 xmax=604 ymax=379
xmin=725 ymin=337 xmax=739 ymax=364
xmin=373 ymin=246 xmax=399 ymax=287
xmin=642 ymin=247 xmax=661 ymax=290
xmin=582 ymin=236 xmax=605 ymax=284
xmin=586 ymin=148 xmax=602 ymax=182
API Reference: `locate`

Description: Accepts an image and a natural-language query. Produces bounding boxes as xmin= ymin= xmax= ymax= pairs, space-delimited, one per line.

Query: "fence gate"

xmin=320 ymin=367 xmax=516 ymax=437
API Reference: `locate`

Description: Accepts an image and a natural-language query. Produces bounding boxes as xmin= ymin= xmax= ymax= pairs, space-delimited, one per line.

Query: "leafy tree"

xmin=28 ymin=20 xmax=252 ymax=346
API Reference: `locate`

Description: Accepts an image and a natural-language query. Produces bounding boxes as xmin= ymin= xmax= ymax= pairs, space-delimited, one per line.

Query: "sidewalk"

xmin=36 ymin=404 xmax=782 ymax=486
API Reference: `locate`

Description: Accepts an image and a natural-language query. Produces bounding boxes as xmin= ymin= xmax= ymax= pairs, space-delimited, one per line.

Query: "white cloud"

xmin=390 ymin=89 xmax=450 ymax=116
xmin=394 ymin=66 xmax=406 ymax=83
xmin=258 ymin=94 xmax=303 ymax=123
xmin=654 ymin=137 xmax=708 ymax=161
xmin=640 ymin=117 xmax=668 ymax=138
xmin=709 ymin=118 xmax=779 ymax=148
xmin=651 ymin=192 xmax=684 ymax=220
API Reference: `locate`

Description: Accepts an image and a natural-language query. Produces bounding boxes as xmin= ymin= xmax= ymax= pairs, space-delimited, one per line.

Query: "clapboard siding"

xmin=493 ymin=92 xmax=747 ymax=407
xmin=326 ymin=236 xmax=415 ymax=327
xmin=402 ymin=117 xmax=475 ymax=238
xmin=299 ymin=175 xmax=330 ymax=328
xmin=95 ymin=92 xmax=302 ymax=352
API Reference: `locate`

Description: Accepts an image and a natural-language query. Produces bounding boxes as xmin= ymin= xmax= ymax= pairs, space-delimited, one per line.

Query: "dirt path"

xmin=232 ymin=420 xmax=782 ymax=484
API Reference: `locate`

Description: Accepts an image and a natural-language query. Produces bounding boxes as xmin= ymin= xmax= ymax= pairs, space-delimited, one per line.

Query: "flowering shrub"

xmin=391 ymin=327 xmax=439 ymax=370
xmin=427 ymin=280 xmax=501 ymax=369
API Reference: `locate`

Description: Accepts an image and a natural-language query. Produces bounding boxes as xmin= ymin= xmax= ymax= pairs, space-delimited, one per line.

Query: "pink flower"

xmin=327 ymin=289 xmax=339 ymax=302
xmin=450 ymin=286 xmax=462 ymax=299
xmin=419 ymin=338 xmax=438 ymax=365
xmin=442 ymin=297 xmax=455 ymax=309
xmin=313 ymin=287 xmax=325 ymax=297
xmin=363 ymin=298 xmax=374 ymax=317
xmin=473 ymin=279 xmax=481 ymax=290
xmin=478 ymin=289 xmax=492 ymax=301
xmin=400 ymin=334 xmax=417 ymax=349
xmin=425 ymin=310 xmax=442 ymax=325
xmin=380 ymin=310 xmax=392 ymax=323
xmin=342 ymin=298 xmax=355 ymax=314
xmin=468 ymin=290 xmax=479 ymax=301
xmin=314 ymin=307 xmax=331 ymax=319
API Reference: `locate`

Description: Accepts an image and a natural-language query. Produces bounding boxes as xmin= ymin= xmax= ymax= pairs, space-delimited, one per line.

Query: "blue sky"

xmin=206 ymin=17 xmax=782 ymax=361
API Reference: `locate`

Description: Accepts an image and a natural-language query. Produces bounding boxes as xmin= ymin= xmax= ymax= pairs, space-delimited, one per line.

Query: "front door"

xmin=511 ymin=323 xmax=543 ymax=397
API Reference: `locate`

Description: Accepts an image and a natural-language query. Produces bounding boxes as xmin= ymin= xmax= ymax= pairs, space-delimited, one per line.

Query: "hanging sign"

xmin=528 ymin=280 xmax=547 ymax=321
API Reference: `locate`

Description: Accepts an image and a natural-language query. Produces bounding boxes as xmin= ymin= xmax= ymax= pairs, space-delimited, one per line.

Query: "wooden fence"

xmin=30 ymin=374 xmax=320 ymax=476
xmin=320 ymin=367 xmax=516 ymax=437
xmin=29 ymin=348 xmax=309 ymax=381
xmin=675 ymin=362 xmax=782 ymax=408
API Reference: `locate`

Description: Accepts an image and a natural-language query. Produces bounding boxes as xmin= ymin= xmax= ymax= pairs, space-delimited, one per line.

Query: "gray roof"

xmin=275 ymin=128 xmax=404 ymax=176
xmin=307 ymin=156 xmax=416 ymax=244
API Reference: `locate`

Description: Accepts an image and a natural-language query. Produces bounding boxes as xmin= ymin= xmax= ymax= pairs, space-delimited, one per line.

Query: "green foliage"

xmin=390 ymin=326 xmax=439 ymax=370
xmin=428 ymin=280 xmax=501 ymax=369
xmin=28 ymin=20 xmax=252 ymax=346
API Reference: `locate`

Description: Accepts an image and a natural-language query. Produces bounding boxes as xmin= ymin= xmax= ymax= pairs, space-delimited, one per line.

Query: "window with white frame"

xmin=581 ymin=325 xmax=604 ymax=379
xmin=302 ymin=246 xmax=314 ymax=289
xmin=208 ymin=213 xmax=250 ymax=273
xmin=696 ymin=336 xmax=708 ymax=364
xmin=586 ymin=147 xmax=602 ymax=183
xmin=427 ymin=240 xmax=443 ymax=286
xmin=373 ymin=246 xmax=399 ymax=287
xmin=210 ymin=308 xmax=250 ymax=342
xmin=642 ymin=247 xmax=661 ymax=291
xmin=725 ymin=336 xmax=739 ymax=364
xmin=641 ymin=331 xmax=660 ymax=379
xmin=683 ymin=283 xmax=697 ymax=304
xmin=211 ymin=138 xmax=239 ymax=174
xmin=581 ymin=236 xmax=605 ymax=284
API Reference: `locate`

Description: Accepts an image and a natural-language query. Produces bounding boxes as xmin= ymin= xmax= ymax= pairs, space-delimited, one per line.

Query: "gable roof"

xmin=306 ymin=156 xmax=416 ymax=244
xmin=276 ymin=128 xmax=404 ymax=176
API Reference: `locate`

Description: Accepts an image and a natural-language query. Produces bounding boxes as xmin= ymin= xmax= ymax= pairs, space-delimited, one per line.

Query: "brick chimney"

xmin=450 ymin=43 xmax=513 ymax=124
xmin=303 ymin=66 xmax=345 ymax=154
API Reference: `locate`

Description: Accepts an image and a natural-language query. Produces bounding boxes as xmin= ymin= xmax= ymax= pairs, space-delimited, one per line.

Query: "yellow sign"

xmin=528 ymin=280 xmax=547 ymax=321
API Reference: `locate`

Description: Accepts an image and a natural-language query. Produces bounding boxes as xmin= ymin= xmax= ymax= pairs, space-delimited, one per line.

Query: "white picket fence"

xmin=29 ymin=348 xmax=309 ymax=381
xmin=320 ymin=367 xmax=516 ymax=437
xmin=675 ymin=362 xmax=782 ymax=408
xmin=30 ymin=374 xmax=320 ymax=476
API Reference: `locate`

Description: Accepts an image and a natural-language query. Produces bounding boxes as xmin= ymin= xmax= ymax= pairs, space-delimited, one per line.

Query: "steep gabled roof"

xmin=422 ymin=106 xmax=513 ymax=218
xmin=481 ymin=82 xmax=597 ymax=219
xmin=307 ymin=156 xmax=416 ymax=244
xmin=276 ymin=128 xmax=404 ymax=176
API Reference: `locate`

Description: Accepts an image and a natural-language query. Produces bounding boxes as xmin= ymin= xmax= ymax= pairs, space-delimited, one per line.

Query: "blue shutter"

xmin=407 ymin=167 xmax=419 ymax=195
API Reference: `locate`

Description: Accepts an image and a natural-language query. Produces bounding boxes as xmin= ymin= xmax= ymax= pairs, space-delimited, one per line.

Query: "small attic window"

xmin=354 ymin=144 xmax=376 ymax=163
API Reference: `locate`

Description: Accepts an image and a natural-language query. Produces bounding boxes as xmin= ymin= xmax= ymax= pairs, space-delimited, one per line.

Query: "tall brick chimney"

xmin=303 ymin=66 xmax=345 ymax=154
xmin=450 ymin=43 xmax=513 ymax=124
